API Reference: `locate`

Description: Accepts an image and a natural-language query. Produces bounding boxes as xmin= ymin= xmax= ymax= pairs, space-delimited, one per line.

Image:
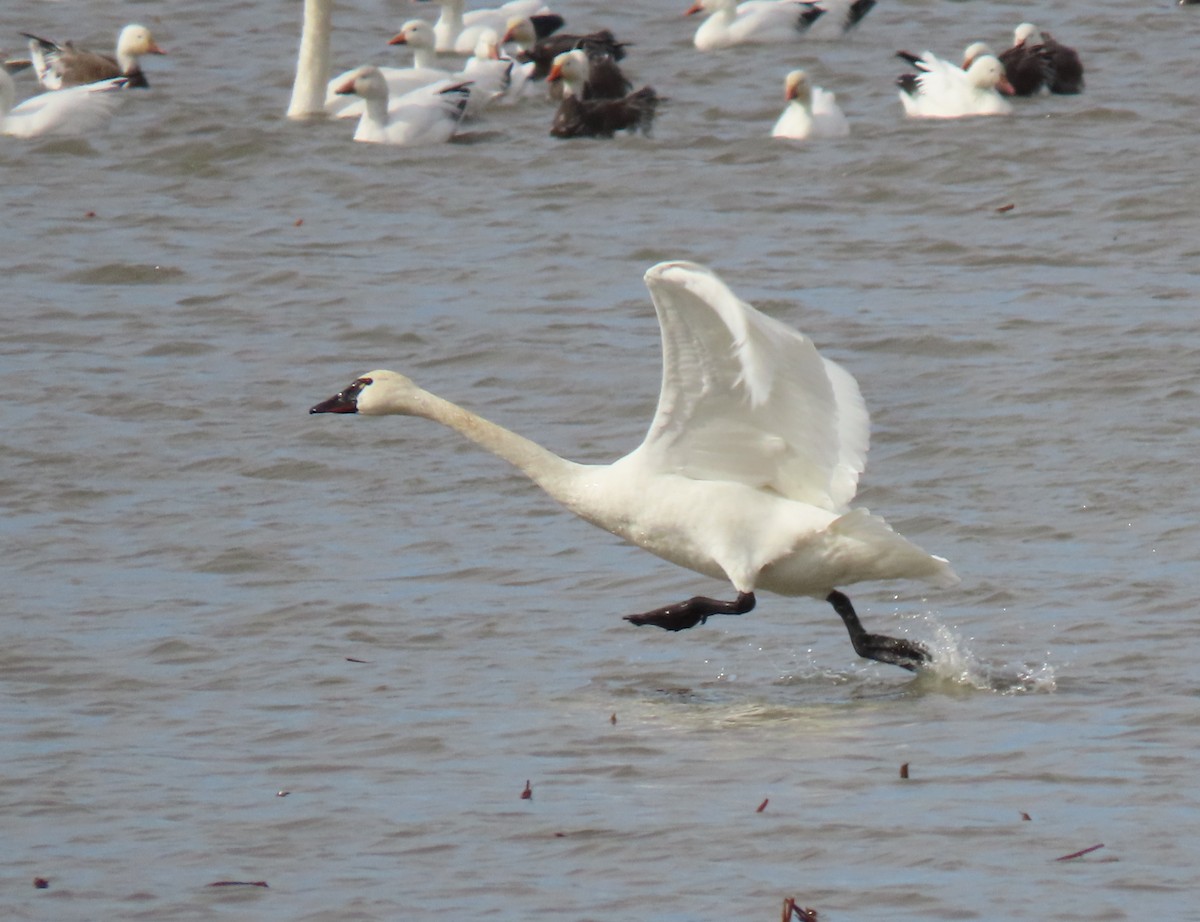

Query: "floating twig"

xmin=996 ymin=203 xmax=1015 ymax=213
xmin=520 ymin=780 xmax=533 ymax=800
xmin=1055 ymin=843 xmax=1104 ymax=862
xmin=345 ymin=657 xmax=369 ymax=663
xmin=756 ymin=798 xmax=769 ymax=813
xmin=207 ymin=880 xmax=269 ymax=888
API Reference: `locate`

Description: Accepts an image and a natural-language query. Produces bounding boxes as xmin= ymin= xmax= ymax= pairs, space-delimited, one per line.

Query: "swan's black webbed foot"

xmin=625 ymin=592 xmax=756 ymax=632
xmin=826 ymin=589 xmax=930 ymax=672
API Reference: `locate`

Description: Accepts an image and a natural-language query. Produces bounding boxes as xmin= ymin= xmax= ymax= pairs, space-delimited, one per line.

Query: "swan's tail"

xmin=830 ymin=508 xmax=959 ymax=590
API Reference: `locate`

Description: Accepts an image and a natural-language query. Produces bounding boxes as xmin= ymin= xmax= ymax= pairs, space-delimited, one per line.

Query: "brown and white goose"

xmin=23 ymin=24 xmax=165 ymax=90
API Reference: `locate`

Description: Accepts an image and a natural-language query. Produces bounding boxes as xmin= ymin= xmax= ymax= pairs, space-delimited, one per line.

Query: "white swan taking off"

xmin=311 ymin=261 xmax=958 ymax=671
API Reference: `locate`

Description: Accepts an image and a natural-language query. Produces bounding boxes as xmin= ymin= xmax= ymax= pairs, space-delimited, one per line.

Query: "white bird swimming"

xmin=325 ymin=20 xmax=453 ymax=119
xmin=334 ymin=65 xmax=469 ymax=145
xmin=898 ymin=51 xmax=1014 ymax=119
xmin=0 ymin=68 xmax=127 ymax=139
xmin=23 ymin=23 xmax=165 ymax=89
xmin=311 ymin=261 xmax=958 ymax=671
xmin=771 ymin=69 xmax=849 ymax=139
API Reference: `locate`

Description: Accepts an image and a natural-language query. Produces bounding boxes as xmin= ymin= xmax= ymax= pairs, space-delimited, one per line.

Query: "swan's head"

xmin=965 ymin=55 xmax=1014 ymax=95
xmin=334 ymin=65 xmax=387 ymax=101
xmin=1012 ymin=22 xmax=1041 ymax=47
xmin=117 ymin=24 xmax=166 ymax=59
xmin=310 ymin=370 xmax=422 ymax=417
xmin=389 ymin=20 xmax=435 ymax=50
xmin=547 ymin=49 xmax=589 ymax=89
xmin=783 ymin=69 xmax=812 ymax=105
xmin=502 ymin=17 xmax=537 ymax=47
xmin=960 ymin=41 xmax=993 ymax=69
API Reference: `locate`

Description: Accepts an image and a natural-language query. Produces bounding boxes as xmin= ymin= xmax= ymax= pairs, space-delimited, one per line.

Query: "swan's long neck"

xmin=288 ymin=0 xmax=332 ymax=119
xmin=413 ymin=389 xmax=586 ymax=500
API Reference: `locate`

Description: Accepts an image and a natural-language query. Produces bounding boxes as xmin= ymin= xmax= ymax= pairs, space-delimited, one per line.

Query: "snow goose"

xmin=326 ymin=20 xmax=454 ymax=119
xmin=547 ymin=49 xmax=657 ymax=138
xmin=418 ymin=0 xmax=563 ymax=54
xmin=996 ymin=24 xmax=1050 ymax=96
xmin=334 ymin=65 xmax=469 ymax=145
xmin=459 ymin=30 xmax=519 ymax=112
xmin=502 ymin=17 xmax=628 ymax=81
xmin=771 ymin=69 xmax=849 ymax=139
xmin=0 ymin=69 xmax=127 ymax=138
xmin=898 ymin=51 xmax=1014 ymax=119
xmin=23 ymin=24 xmax=165 ymax=89
xmin=311 ymin=261 xmax=957 ymax=671
xmin=687 ymin=0 xmax=823 ymax=51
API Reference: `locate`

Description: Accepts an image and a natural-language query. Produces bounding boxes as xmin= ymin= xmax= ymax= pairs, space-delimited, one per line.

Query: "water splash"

xmin=910 ymin=614 xmax=1058 ymax=694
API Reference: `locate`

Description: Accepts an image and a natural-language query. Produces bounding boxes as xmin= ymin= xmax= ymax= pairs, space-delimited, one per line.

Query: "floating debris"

xmin=900 ymin=762 xmax=909 ymax=779
xmin=756 ymin=798 xmax=769 ymax=813
xmin=1055 ymin=843 xmax=1104 ymax=862
xmin=520 ymin=780 xmax=533 ymax=800
xmin=782 ymin=896 xmax=818 ymax=921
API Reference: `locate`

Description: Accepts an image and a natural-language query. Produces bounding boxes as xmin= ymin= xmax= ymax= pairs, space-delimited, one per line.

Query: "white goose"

xmin=1 ymin=68 xmax=127 ymax=138
xmin=311 ymin=261 xmax=958 ymax=671
xmin=898 ymin=51 xmax=1014 ymax=119
xmin=687 ymin=0 xmax=823 ymax=51
xmin=325 ymin=20 xmax=453 ymax=120
xmin=771 ymin=69 xmax=849 ymax=139
xmin=334 ymin=65 xmax=469 ymax=145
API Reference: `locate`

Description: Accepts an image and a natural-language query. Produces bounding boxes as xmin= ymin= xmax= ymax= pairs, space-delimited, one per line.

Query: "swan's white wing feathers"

xmin=631 ymin=260 xmax=868 ymax=511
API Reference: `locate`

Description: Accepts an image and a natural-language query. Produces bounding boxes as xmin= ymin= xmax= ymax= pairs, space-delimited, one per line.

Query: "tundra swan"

xmin=311 ymin=261 xmax=958 ymax=671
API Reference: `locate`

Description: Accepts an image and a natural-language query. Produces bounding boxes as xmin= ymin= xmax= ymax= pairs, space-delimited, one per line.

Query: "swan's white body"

xmin=325 ymin=21 xmax=453 ymax=119
xmin=336 ymin=65 xmax=469 ymax=145
xmin=0 ymin=69 xmax=126 ymax=138
xmin=313 ymin=261 xmax=956 ymax=609
xmin=771 ymin=69 xmax=849 ymax=139
xmin=899 ymin=51 xmax=1014 ymax=118
xmin=424 ymin=0 xmax=549 ymax=54
xmin=688 ymin=0 xmax=820 ymax=51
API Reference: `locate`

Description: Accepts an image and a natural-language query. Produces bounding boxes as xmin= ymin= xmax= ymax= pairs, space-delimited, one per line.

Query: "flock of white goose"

xmin=2 ymin=0 xmax=1089 ymax=142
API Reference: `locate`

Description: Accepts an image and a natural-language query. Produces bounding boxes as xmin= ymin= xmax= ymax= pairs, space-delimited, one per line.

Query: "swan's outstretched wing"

xmin=629 ymin=260 xmax=868 ymax=511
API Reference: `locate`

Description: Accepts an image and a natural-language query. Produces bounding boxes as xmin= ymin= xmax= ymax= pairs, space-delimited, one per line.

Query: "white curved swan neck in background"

xmin=288 ymin=0 xmax=332 ymax=118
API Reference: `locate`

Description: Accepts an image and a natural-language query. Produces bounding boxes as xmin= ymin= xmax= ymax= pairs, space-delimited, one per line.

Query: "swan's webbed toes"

xmin=624 ymin=608 xmax=708 ymax=632
xmin=861 ymin=634 xmax=931 ymax=672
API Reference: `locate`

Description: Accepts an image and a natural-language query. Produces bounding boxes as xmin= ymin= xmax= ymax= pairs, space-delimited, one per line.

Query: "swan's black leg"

xmin=826 ymin=590 xmax=930 ymax=672
xmin=625 ymin=592 xmax=756 ymax=632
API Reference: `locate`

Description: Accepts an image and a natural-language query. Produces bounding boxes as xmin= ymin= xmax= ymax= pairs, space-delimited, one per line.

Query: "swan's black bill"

xmin=311 ymin=377 xmax=370 ymax=414
xmin=310 ymin=392 xmax=358 ymax=414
